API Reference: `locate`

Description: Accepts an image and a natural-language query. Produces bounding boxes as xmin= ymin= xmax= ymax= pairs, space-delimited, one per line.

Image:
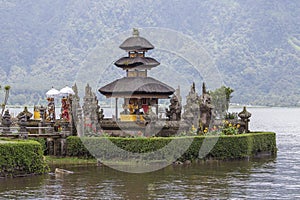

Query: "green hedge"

xmin=66 ymin=132 xmax=277 ymax=162
xmin=30 ymin=138 xmax=47 ymax=153
xmin=0 ymin=139 xmax=49 ymax=177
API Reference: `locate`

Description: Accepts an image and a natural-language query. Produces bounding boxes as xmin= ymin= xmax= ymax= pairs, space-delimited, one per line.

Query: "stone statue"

xmin=182 ymin=82 xmax=200 ymax=127
xmin=82 ymin=83 xmax=101 ymax=134
xmin=98 ymin=108 xmax=104 ymax=121
xmin=17 ymin=106 xmax=33 ymax=121
xmin=199 ymin=82 xmax=213 ymax=131
xmin=2 ymin=110 xmax=12 ymax=134
xmin=166 ymin=93 xmax=182 ymax=121
xmin=182 ymin=82 xmax=214 ymax=133
xmin=238 ymin=106 xmax=252 ymax=133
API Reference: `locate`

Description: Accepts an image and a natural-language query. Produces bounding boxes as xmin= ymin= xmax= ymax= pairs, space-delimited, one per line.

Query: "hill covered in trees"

xmin=1 ymin=0 xmax=299 ymax=106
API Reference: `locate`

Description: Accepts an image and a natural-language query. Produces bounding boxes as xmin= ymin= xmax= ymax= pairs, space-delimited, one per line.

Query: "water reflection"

xmin=1 ymin=107 xmax=300 ymax=199
xmin=0 ymin=157 xmax=276 ymax=199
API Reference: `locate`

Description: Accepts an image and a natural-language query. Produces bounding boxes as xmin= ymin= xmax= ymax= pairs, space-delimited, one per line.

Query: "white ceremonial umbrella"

xmin=46 ymin=87 xmax=60 ymax=98
xmin=59 ymin=86 xmax=75 ymax=96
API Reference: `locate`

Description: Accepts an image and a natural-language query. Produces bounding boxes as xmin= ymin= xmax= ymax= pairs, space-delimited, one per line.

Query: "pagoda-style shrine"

xmin=99 ymin=29 xmax=175 ymax=121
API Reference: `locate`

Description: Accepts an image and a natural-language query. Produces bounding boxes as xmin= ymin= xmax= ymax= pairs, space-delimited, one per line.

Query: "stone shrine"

xmin=82 ymin=84 xmax=101 ymax=135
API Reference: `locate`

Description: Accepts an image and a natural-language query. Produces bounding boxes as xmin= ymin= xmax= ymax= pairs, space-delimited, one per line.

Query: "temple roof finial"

xmin=133 ymin=28 xmax=139 ymax=37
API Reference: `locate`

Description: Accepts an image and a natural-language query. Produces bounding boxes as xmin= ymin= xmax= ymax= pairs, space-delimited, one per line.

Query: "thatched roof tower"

xmin=99 ymin=29 xmax=174 ymax=121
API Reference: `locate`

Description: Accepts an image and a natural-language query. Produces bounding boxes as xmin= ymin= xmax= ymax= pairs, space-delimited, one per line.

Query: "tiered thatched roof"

xmin=99 ymin=77 xmax=174 ymax=98
xmin=114 ymin=57 xmax=160 ymax=69
xmin=119 ymin=29 xmax=154 ymax=51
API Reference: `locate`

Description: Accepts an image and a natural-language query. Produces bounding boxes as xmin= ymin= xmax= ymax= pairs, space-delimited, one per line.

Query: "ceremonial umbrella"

xmin=59 ymin=86 xmax=75 ymax=96
xmin=46 ymin=87 xmax=60 ymax=98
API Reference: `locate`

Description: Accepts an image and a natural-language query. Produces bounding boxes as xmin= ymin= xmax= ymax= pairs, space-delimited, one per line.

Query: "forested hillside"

xmin=1 ymin=0 xmax=299 ymax=106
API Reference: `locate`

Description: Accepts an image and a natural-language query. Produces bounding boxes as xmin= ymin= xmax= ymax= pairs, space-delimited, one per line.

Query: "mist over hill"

xmin=1 ymin=0 xmax=299 ymax=106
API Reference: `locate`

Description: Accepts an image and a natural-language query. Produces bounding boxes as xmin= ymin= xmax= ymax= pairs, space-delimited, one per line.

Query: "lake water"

xmin=0 ymin=107 xmax=299 ymax=199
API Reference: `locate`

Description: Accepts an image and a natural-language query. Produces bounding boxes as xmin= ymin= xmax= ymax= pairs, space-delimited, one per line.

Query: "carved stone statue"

xmin=166 ymin=93 xmax=182 ymax=121
xmin=98 ymin=108 xmax=104 ymax=121
xmin=182 ymin=82 xmax=214 ymax=133
xmin=82 ymin=83 xmax=102 ymax=134
xmin=2 ymin=110 xmax=12 ymax=134
xmin=182 ymin=82 xmax=200 ymax=127
xmin=17 ymin=106 xmax=33 ymax=121
xmin=199 ymin=82 xmax=213 ymax=131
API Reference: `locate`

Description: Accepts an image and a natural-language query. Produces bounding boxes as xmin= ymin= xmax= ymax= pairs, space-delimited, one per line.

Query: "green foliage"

xmin=30 ymin=138 xmax=47 ymax=153
xmin=0 ymin=139 xmax=49 ymax=177
xmin=1 ymin=84 xmax=10 ymax=115
xmin=45 ymin=156 xmax=97 ymax=165
xmin=210 ymin=86 xmax=234 ymax=117
xmin=66 ymin=132 xmax=277 ymax=162
xmin=4 ymin=85 xmax=10 ymax=91
xmin=222 ymin=126 xmax=239 ymax=135
xmin=1 ymin=1 xmax=299 ymax=106
xmin=66 ymin=136 xmax=92 ymax=158
xmin=221 ymin=120 xmax=240 ymax=135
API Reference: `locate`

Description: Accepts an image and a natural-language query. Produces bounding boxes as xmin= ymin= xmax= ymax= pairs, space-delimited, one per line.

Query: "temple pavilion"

xmin=99 ymin=29 xmax=175 ymax=121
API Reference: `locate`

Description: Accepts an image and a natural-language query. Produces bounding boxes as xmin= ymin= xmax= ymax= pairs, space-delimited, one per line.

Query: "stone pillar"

xmin=18 ymin=118 xmax=28 ymax=139
xmin=61 ymin=121 xmax=70 ymax=137
xmin=53 ymin=139 xmax=61 ymax=156
xmin=39 ymin=106 xmax=47 ymax=126
xmin=72 ymin=83 xmax=81 ymax=136
xmin=60 ymin=138 xmax=67 ymax=156
xmin=47 ymin=138 xmax=54 ymax=155
xmin=45 ymin=122 xmax=54 ymax=134
xmin=77 ymin=108 xmax=83 ymax=136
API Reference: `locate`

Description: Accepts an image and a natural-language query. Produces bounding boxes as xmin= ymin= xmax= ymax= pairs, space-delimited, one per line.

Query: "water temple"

xmin=99 ymin=28 xmax=174 ymax=122
xmin=0 ymin=29 xmax=252 ymax=155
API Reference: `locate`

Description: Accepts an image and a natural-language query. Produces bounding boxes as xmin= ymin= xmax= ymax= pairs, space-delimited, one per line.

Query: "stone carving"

xmin=18 ymin=117 xmax=28 ymax=139
xmin=16 ymin=108 xmax=29 ymax=138
xmin=98 ymin=108 xmax=104 ymax=121
xmin=82 ymin=84 xmax=102 ymax=134
xmin=144 ymin=106 xmax=158 ymax=123
xmin=1 ymin=110 xmax=12 ymax=134
xmin=39 ymin=106 xmax=47 ymax=124
xmin=166 ymin=92 xmax=182 ymax=121
xmin=238 ymin=106 xmax=252 ymax=133
xmin=17 ymin=106 xmax=33 ymax=121
xmin=71 ymin=83 xmax=81 ymax=135
xmin=182 ymin=82 xmax=214 ymax=133
xmin=182 ymin=82 xmax=200 ymax=127
xmin=199 ymin=82 xmax=213 ymax=131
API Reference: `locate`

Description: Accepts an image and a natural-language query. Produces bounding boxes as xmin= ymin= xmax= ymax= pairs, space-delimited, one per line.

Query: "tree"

xmin=1 ymin=85 xmax=11 ymax=116
xmin=210 ymin=86 xmax=234 ymax=118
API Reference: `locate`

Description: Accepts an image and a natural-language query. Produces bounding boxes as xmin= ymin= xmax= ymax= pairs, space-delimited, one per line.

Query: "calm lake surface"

xmin=0 ymin=107 xmax=299 ymax=199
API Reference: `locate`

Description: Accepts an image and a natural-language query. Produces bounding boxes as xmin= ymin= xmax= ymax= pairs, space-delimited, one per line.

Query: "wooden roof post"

xmin=115 ymin=98 xmax=118 ymax=121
